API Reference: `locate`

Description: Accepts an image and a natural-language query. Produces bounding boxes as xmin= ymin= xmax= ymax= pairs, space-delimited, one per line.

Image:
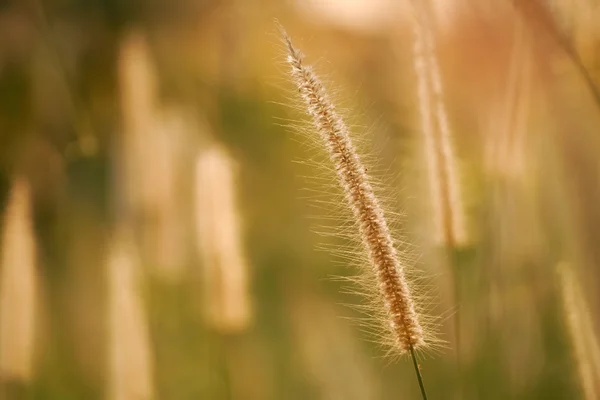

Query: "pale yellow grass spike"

xmin=107 ymin=228 xmax=154 ymax=400
xmin=411 ymin=3 xmax=467 ymax=247
xmin=412 ymin=13 xmax=444 ymax=248
xmin=281 ymin=27 xmax=425 ymax=354
xmin=557 ymin=262 xmax=600 ymax=400
xmin=0 ymin=177 xmax=37 ymax=381
xmin=145 ymin=108 xmax=193 ymax=282
xmin=194 ymin=143 xmax=251 ymax=333
xmin=118 ymin=31 xmax=188 ymax=282
xmin=118 ymin=30 xmax=158 ymax=213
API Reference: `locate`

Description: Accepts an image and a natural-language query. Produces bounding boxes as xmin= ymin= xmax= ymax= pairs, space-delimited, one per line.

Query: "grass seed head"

xmin=280 ymin=25 xmax=430 ymax=354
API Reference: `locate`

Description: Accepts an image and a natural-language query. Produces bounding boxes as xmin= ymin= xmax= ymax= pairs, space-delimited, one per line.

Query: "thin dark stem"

xmin=29 ymin=0 xmax=82 ymax=118
xmin=452 ymin=262 xmax=461 ymax=360
xmin=513 ymin=0 xmax=600 ymax=112
xmin=551 ymin=33 xmax=600 ymax=111
xmin=409 ymin=343 xmax=428 ymax=400
xmin=536 ymin=10 xmax=600 ymax=109
xmin=450 ymin=249 xmax=464 ymax=400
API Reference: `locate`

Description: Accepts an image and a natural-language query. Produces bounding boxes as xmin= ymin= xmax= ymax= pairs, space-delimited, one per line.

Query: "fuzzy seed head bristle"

xmin=281 ymin=28 xmax=426 ymax=353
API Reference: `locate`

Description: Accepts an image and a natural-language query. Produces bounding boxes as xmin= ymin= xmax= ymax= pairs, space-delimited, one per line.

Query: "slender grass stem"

xmin=450 ymin=249 xmax=464 ymax=399
xmin=409 ymin=343 xmax=428 ymax=400
xmin=513 ymin=0 xmax=600 ymax=112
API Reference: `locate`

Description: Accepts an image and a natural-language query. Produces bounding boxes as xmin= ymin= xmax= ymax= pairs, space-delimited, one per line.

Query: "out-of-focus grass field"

xmin=0 ymin=0 xmax=600 ymax=399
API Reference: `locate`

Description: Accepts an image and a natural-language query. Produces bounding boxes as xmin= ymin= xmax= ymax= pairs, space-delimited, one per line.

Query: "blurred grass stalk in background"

xmin=194 ymin=143 xmax=252 ymax=333
xmin=106 ymin=228 xmax=154 ymax=400
xmin=411 ymin=1 xmax=467 ymax=249
xmin=0 ymin=178 xmax=38 ymax=392
xmin=118 ymin=30 xmax=188 ymax=283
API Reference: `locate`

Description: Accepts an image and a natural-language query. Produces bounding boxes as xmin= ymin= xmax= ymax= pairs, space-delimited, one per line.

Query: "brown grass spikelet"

xmin=557 ymin=262 xmax=600 ymax=400
xmin=279 ymin=26 xmax=427 ymax=355
xmin=0 ymin=177 xmax=37 ymax=382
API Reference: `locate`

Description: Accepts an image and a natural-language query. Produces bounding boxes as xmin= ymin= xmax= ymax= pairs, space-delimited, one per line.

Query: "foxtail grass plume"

xmin=194 ymin=143 xmax=251 ymax=333
xmin=0 ymin=177 xmax=37 ymax=382
xmin=411 ymin=4 xmax=467 ymax=248
xmin=281 ymin=27 xmax=425 ymax=354
xmin=107 ymin=228 xmax=154 ymax=400
xmin=557 ymin=262 xmax=600 ymax=400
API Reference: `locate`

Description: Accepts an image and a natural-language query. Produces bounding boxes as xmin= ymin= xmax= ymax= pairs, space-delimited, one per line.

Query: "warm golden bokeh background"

xmin=0 ymin=0 xmax=600 ymax=399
